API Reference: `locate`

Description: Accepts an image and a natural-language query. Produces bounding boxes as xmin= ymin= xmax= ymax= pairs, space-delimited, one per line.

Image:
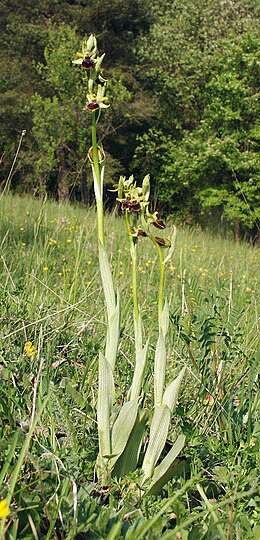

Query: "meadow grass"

xmin=0 ymin=193 xmax=259 ymax=539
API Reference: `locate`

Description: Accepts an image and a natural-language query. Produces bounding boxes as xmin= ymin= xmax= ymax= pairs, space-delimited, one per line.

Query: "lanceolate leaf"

xmin=112 ymin=410 xmax=149 ymax=478
xmin=130 ymin=340 xmax=149 ymax=401
xmin=98 ymin=244 xmax=116 ymax=315
xmin=141 ymin=404 xmax=171 ymax=483
xmin=163 ymin=367 xmax=186 ymax=414
xmin=92 ymin=165 xmax=102 ymax=201
xmin=160 ymin=298 xmax=169 ymax=338
xmin=105 ymin=294 xmax=120 ymax=371
xmin=163 ymin=226 xmax=177 ymax=265
xmin=145 ymin=434 xmax=186 ymax=496
xmin=110 ymin=398 xmax=139 ymax=469
xmin=154 ymin=331 xmax=166 ymax=407
xmin=97 ymin=352 xmax=114 ymax=461
xmin=134 ymin=311 xmax=143 ymax=358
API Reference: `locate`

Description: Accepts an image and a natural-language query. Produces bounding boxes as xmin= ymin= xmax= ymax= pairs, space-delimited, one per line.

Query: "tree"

xmin=0 ymin=0 xmax=152 ymax=199
xmin=134 ymin=0 xmax=259 ymax=237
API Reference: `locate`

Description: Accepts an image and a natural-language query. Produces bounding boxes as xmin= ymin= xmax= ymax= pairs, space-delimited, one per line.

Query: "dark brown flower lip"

xmin=82 ymin=57 xmax=95 ymax=69
xmin=84 ymin=102 xmax=100 ymax=111
xmin=153 ymin=219 xmax=166 ymax=229
xmin=121 ymin=198 xmax=131 ymax=209
xmin=121 ymin=198 xmax=141 ymax=212
xmin=154 ymin=236 xmax=166 ymax=246
xmin=137 ymin=228 xmax=147 ymax=237
xmin=131 ymin=202 xmax=141 ymax=212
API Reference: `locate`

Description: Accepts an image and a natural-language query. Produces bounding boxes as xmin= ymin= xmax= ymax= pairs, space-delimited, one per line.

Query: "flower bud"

xmin=86 ymin=34 xmax=97 ymax=55
xmin=142 ymin=174 xmax=150 ymax=202
xmin=117 ymin=176 xmax=124 ymax=200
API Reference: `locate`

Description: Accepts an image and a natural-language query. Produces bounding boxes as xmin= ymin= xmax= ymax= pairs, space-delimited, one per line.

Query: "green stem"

xmin=155 ymin=242 xmax=165 ymax=324
xmin=91 ymin=112 xmax=104 ymax=246
xmin=126 ymin=212 xmax=139 ymax=323
xmin=0 ymin=397 xmax=48 ymax=537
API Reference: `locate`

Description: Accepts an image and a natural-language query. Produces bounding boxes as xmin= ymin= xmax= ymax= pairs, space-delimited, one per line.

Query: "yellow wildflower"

xmin=23 ymin=341 xmax=37 ymax=357
xmin=0 ymin=499 xmax=10 ymax=519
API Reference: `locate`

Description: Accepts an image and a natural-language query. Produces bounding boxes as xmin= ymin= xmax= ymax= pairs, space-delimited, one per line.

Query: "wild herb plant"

xmin=0 ymin=194 xmax=259 ymax=538
xmin=73 ymin=35 xmax=186 ymax=490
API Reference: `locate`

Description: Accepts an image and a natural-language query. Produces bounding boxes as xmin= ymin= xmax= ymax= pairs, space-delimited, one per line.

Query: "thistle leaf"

xmin=141 ymin=404 xmax=171 ymax=482
xmin=163 ymin=367 xmax=186 ymax=414
xmin=145 ymin=434 xmax=186 ymax=496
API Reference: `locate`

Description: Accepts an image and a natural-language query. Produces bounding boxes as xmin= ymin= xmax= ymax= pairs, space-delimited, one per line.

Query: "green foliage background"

xmin=0 ymin=0 xmax=259 ymax=238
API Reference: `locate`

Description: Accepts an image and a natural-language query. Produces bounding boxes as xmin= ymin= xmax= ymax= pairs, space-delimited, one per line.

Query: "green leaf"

xmin=145 ymin=434 xmax=186 ymax=496
xmin=110 ymin=398 xmax=139 ymax=469
xmin=97 ymin=352 xmax=114 ymax=461
xmin=160 ymin=298 xmax=169 ymax=338
xmin=105 ymin=520 xmax=122 ymax=540
xmin=141 ymin=404 xmax=171 ymax=482
xmin=112 ymin=409 xmax=149 ymax=477
xmin=154 ymin=331 xmax=166 ymax=407
xmin=163 ymin=226 xmax=177 ymax=265
xmin=134 ymin=311 xmax=143 ymax=357
xmin=130 ymin=340 xmax=149 ymax=400
xmin=162 ymin=367 xmax=186 ymax=414
xmin=105 ymin=293 xmax=120 ymax=371
xmin=98 ymin=244 xmax=116 ymax=317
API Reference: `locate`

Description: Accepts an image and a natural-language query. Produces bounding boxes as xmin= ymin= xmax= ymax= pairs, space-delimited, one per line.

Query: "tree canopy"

xmin=0 ymin=0 xmax=259 ymax=239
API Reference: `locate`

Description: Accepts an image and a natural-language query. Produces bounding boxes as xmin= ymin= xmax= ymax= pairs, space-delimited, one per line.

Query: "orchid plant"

xmin=73 ymin=35 xmax=186 ymax=493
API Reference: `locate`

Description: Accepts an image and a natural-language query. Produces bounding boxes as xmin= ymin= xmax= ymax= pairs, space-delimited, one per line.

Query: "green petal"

xmin=72 ymin=58 xmax=83 ymax=65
